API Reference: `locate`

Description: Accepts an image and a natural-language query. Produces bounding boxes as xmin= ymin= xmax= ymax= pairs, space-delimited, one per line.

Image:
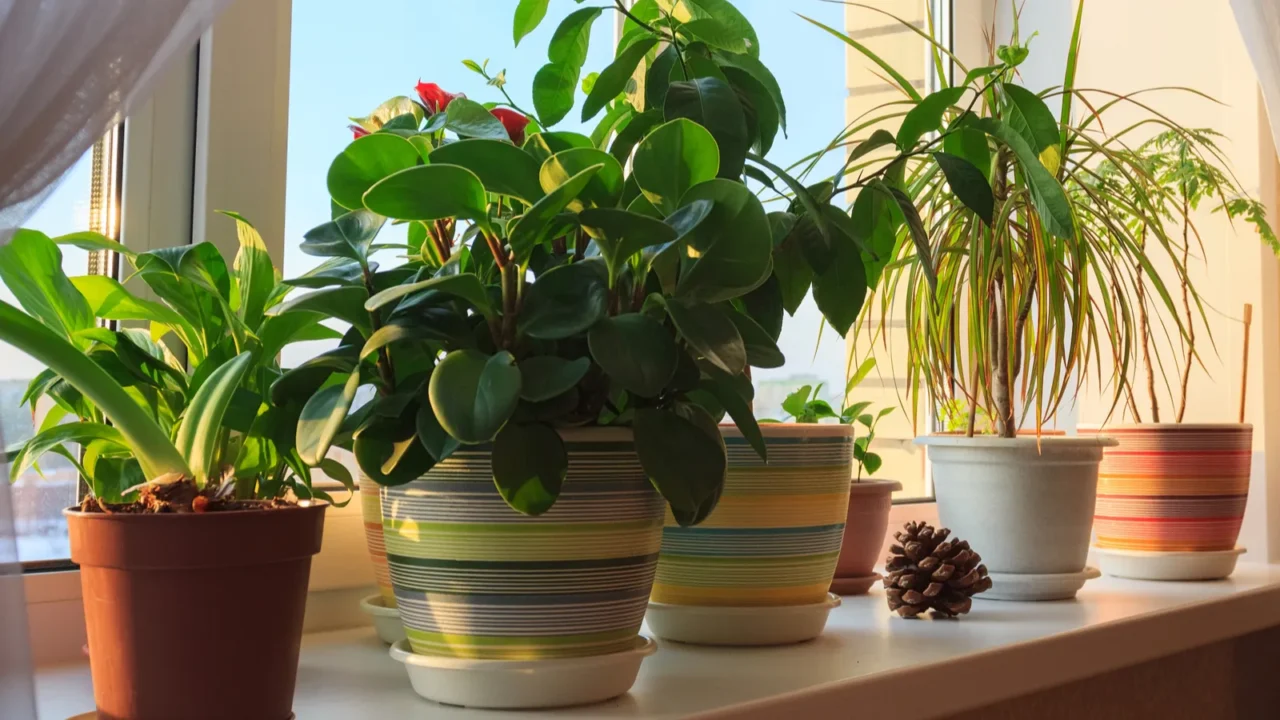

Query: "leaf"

xmin=897 ymin=87 xmax=965 ymax=152
xmin=578 ymin=207 xmax=677 ymax=283
xmin=354 ymin=429 xmax=434 ymax=487
xmin=509 ymin=163 xmax=604 ymax=262
xmin=429 ymin=139 xmax=545 ymax=203
xmin=416 ymin=401 xmax=461 ymax=462
xmin=300 ymin=210 xmax=387 ymax=269
xmin=518 ymin=356 xmax=591 ymax=402
xmin=70 ymin=275 xmax=186 ymax=328
xmin=267 ymin=286 xmax=371 ymax=336
xmin=633 ymin=118 xmax=720 ymax=215
xmin=773 ymin=235 xmax=812 ymax=316
xmin=363 ymin=165 xmax=489 ymax=226
xmin=667 ymin=0 xmax=760 ymax=56
xmin=220 ymin=211 xmax=277 ymax=329
xmin=540 ymin=148 xmax=624 ymax=210
xmin=634 ymin=403 xmax=726 ymax=525
xmin=258 ymin=311 xmax=336 ymax=361
xmin=523 ymin=131 xmax=595 ymax=164
xmin=845 ymin=357 xmax=877 ymax=396
xmin=364 ymin=273 xmax=492 ymax=315
xmin=444 ymin=97 xmax=511 ymax=141
xmin=492 ymin=422 xmax=567 ymax=515
xmin=533 ymin=62 xmax=580 ymax=127
xmin=681 ymin=18 xmax=749 ymax=53
xmin=666 ymin=300 xmax=745 ymax=375
xmin=588 ymin=314 xmax=678 ymax=397
xmin=943 ymin=118 xmax=992 ymax=182
xmin=698 ymin=367 xmax=764 ymax=460
xmin=1004 ymin=84 xmax=1060 ymax=155
xmin=0 ymin=230 xmax=93 ymax=342
xmin=715 ymin=50 xmax=786 ymax=133
xmin=933 ymin=152 xmax=995 ymax=224
xmin=970 ymin=117 xmax=1075 ymax=238
xmin=9 ymin=422 xmax=124 ymax=482
xmin=782 ymin=385 xmax=811 ymax=418
xmin=723 ymin=66 xmax=779 ymax=155
xmin=583 ymin=38 xmax=659 ymax=121
xmin=548 ymin=7 xmax=602 ymax=66
xmin=428 ymin=350 xmax=522 ymax=444
xmin=349 ymin=96 xmax=424 ymax=133
xmin=724 ymin=308 xmax=784 ymax=368
xmin=799 ymin=14 xmax=921 ymax=101
xmin=327 ymin=133 xmax=422 ymax=211
xmin=676 ymin=180 xmax=773 ymax=304
xmin=281 ymin=257 xmax=366 ymax=289
xmin=51 ymin=231 xmax=135 ymax=260
xmin=664 ymin=77 xmax=749 ymax=179
xmin=513 ymin=0 xmax=550 ymax=45
xmin=610 ymin=110 xmax=665 ymax=165
xmin=518 ymin=259 xmax=610 ymax=339
xmin=175 ymin=352 xmax=255 ymax=486
xmin=297 ymin=371 xmax=362 ymax=466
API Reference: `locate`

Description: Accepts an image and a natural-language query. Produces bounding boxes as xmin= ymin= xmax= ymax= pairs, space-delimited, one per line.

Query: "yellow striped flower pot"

xmin=358 ymin=478 xmax=396 ymax=607
xmin=652 ymin=424 xmax=853 ymax=607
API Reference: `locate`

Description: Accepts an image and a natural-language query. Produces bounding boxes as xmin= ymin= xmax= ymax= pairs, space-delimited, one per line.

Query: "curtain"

xmin=1232 ymin=0 xmax=1280 ymax=155
xmin=0 ymin=4 xmax=230 ymax=717
xmin=0 ymin=0 xmax=231 ymax=242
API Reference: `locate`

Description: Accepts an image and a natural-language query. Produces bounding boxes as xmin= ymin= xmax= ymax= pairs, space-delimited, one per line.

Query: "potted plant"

xmin=813 ymin=5 xmax=1222 ymax=600
xmin=288 ymin=0 xmax=876 ymax=704
xmin=1081 ymin=129 xmax=1276 ymax=580
xmin=0 ymin=216 xmax=341 ymax=719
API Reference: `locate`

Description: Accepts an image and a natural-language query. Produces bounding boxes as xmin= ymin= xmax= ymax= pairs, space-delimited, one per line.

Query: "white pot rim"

xmin=1077 ymin=422 xmax=1252 ymax=431
xmin=847 ymin=479 xmax=903 ymax=494
xmin=721 ymin=422 xmax=853 ymax=438
xmin=915 ymin=435 xmax=1118 ymax=448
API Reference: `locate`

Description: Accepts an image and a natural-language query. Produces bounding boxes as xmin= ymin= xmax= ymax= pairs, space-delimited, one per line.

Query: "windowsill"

xmin=32 ymin=561 xmax=1280 ymax=719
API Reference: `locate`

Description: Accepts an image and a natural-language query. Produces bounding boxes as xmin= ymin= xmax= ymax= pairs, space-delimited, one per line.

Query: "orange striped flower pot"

xmin=359 ymin=478 xmax=396 ymax=607
xmin=1089 ymin=424 xmax=1251 ymax=552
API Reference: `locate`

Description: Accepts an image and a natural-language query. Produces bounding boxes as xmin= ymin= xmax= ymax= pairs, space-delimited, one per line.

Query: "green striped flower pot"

xmin=380 ymin=427 xmax=664 ymax=661
xmin=358 ymin=478 xmax=396 ymax=608
xmin=652 ymin=424 xmax=853 ymax=607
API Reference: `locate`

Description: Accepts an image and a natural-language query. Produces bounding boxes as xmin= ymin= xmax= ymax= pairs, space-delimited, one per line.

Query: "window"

xmin=3 ymin=150 xmax=97 ymax=565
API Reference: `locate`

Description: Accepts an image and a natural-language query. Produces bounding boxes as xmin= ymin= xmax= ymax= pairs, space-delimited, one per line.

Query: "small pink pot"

xmin=1084 ymin=424 xmax=1251 ymax=552
xmin=831 ymin=479 xmax=901 ymax=595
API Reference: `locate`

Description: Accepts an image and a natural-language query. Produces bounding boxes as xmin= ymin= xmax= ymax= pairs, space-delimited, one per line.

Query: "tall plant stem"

xmin=1135 ymin=226 xmax=1158 ymax=422
xmin=1175 ymin=196 xmax=1194 ymax=422
xmin=991 ymin=274 xmax=1014 ymax=438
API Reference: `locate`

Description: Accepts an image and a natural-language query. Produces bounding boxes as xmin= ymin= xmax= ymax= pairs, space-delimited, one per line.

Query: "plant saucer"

xmin=1096 ymin=547 xmax=1245 ymax=581
xmin=830 ymin=573 xmax=881 ymax=596
xmin=980 ymin=567 xmax=1101 ymax=601
xmin=389 ymin=635 xmax=655 ymax=709
xmin=358 ymin=593 xmax=406 ymax=645
xmin=646 ymin=593 xmax=841 ymax=646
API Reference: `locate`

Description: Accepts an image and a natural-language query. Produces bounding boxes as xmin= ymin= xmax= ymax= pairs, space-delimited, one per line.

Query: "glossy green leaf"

xmin=363 ymin=165 xmax=489 ymax=226
xmin=8 ymin=422 xmax=124 ymax=482
xmin=428 ymin=349 xmax=522 ymax=443
xmin=633 ymin=118 xmax=719 ymax=215
xmin=715 ymin=50 xmax=786 ymax=133
xmin=532 ymin=62 xmax=579 ymax=127
xmin=675 ymin=179 xmax=773 ymax=304
xmin=578 ymin=207 xmax=676 ymax=283
xmin=897 ymin=87 xmax=965 ymax=151
xmin=811 ymin=214 xmax=869 ymax=337
xmin=0 ymin=230 xmax=93 ymax=342
xmin=175 ymin=351 xmax=255 ymax=486
xmin=281 ymin=257 xmax=365 ymax=289
xmin=70 ymin=275 xmax=185 ymax=328
xmin=1004 ymin=83 xmax=1060 ymax=153
xmin=518 ymin=259 xmax=609 ymax=339
xmin=327 ymin=134 xmax=421 ymax=211
xmin=681 ymin=18 xmax=750 ymax=53
xmin=666 ymin=300 xmax=745 ymax=375
xmin=364 ymin=273 xmax=492 ymax=314
xmin=634 ymin=403 xmax=726 ymax=525
xmin=583 ymin=37 xmax=659 ymax=122
xmin=540 ymin=148 xmax=624 ymax=210
xmin=268 ymin=286 xmax=371 ymax=336
xmin=698 ymin=366 xmax=765 ymax=460
xmin=523 ymin=131 xmax=595 ymax=164
xmin=666 ymin=0 xmax=760 ymax=56
xmin=943 ymin=117 xmax=992 ymax=182
xmin=416 ymin=401 xmax=461 ymax=462
xmin=724 ymin=308 xmax=784 ymax=368
xmin=300 ymin=210 xmax=387 ymax=269
xmin=349 ymin=96 xmax=424 ymax=133
xmin=509 ymin=163 xmax=603 ymax=262
xmin=933 ymin=152 xmax=995 ymax=224
xmin=664 ymin=77 xmax=748 ymax=178
xmin=548 ymin=6 xmax=601 ymax=66
xmin=51 ymin=231 xmax=135 ymax=260
xmin=518 ymin=355 xmax=591 ymax=402
xmin=588 ymin=313 xmax=678 ymax=397
xmin=354 ymin=433 xmax=433 ymax=487
xmin=513 ymin=0 xmax=549 ymax=45
xmin=610 ymin=109 xmax=664 ymax=165
xmin=259 ymin=311 xmax=340 ymax=361
xmin=220 ymin=211 xmax=277 ymax=328
xmin=492 ymin=422 xmax=567 ymax=515
xmin=297 ymin=371 xmax=362 ymax=466
xmin=723 ymin=66 xmax=779 ymax=155
xmin=445 ymin=97 xmax=510 ymax=141
xmin=971 ymin=117 xmax=1075 ymax=238
xmin=429 ymin=139 xmax=545 ymax=203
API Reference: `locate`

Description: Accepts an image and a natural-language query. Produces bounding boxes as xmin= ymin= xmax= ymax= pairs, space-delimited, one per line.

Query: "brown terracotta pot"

xmin=830 ymin=479 xmax=901 ymax=595
xmin=66 ymin=502 xmax=326 ymax=720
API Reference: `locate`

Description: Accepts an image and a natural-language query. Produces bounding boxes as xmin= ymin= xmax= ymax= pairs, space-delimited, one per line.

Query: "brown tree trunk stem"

xmin=1176 ymin=196 xmax=1194 ymax=422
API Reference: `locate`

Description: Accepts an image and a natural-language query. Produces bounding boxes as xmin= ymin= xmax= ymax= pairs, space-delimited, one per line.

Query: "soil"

xmin=79 ymin=478 xmax=297 ymax=514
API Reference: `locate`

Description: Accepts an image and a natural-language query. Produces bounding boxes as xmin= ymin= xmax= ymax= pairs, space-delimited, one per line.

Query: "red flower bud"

xmin=490 ymin=108 xmax=530 ymax=146
xmin=349 ymin=124 xmax=370 ymax=139
xmin=416 ymin=81 xmax=462 ymax=114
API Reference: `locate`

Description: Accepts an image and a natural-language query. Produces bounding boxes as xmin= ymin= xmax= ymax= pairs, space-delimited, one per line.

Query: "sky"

xmin=0 ymin=0 xmax=853 ymax=420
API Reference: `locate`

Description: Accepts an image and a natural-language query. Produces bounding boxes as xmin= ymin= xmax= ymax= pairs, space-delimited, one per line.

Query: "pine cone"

xmin=884 ymin=521 xmax=992 ymax=618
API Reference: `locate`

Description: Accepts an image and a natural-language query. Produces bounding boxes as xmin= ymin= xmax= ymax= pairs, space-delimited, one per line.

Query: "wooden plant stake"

xmin=1239 ymin=303 xmax=1253 ymax=424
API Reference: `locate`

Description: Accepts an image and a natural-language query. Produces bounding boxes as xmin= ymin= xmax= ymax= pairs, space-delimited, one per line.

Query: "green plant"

xmin=0 ymin=217 xmax=350 ymax=505
xmin=812 ymin=2 xmax=1221 ymax=437
xmin=291 ymin=0 xmax=894 ymax=525
xmin=772 ymin=358 xmax=893 ymax=478
xmin=1089 ymin=128 xmax=1278 ymax=423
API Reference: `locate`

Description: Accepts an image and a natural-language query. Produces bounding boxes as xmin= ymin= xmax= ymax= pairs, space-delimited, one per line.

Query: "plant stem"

xmin=992 ymin=273 xmax=1014 ymax=438
xmin=500 ymin=263 xmax=518 ymax=348
xmin=1135 ymin=225 xmax=1158 ymax=422
xmin=1175 ymin=195 xmax=1193 ymax=422
xmin=362 ymin=269 xmax=397 ymax=393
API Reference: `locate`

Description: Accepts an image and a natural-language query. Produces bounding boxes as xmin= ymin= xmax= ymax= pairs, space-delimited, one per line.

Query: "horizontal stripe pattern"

xmin=380 ymin=433 xmax=663 ymax=660
xmin=359 ymin=480 xmax=396 ymax=607
xmin=1089 ymin=425 xmax=1251 ymax=552
xmin=654 ymin=427 xmax=853 ymax=607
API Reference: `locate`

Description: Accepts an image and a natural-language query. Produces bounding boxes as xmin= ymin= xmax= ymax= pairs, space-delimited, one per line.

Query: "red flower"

xmin=416 ymin=81 xmax=462 ymax=114
xmin=490 ymin=108 xmax=530 ymax=145
xmin=349 ymin=124 xmax=370 ymax=139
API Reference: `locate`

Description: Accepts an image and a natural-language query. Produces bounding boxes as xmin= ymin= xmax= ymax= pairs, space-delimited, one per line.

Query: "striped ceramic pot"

xmin=380 ymin=427 xmax=664 ymax=660
xmin=358 ymin=478 xmax=396 ymax=607
xmin=1091 ymin=424 xmax=1252 ymax=552
xmin=652 ymin=424 xmax=853 ymax=607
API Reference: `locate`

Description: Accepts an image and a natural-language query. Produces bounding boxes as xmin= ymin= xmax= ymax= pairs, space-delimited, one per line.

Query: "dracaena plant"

xmin=0 ymin=216 xmax=352 ymax=507
xmin=813 ymin=3 xmax=1226 ymax=438
xmin=281 ymin=0 xmax=891 ymax=525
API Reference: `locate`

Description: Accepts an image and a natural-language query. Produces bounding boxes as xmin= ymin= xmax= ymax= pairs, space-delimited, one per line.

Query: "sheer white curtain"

xmin=1232 ymin=0 xmax=1280 ymax=154
xmin=0 ymin=3 xmax=230 ymax=718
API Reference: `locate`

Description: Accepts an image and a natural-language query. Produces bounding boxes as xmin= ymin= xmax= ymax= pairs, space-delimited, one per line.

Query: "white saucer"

xmin=646 ymin=593 xmax=842 ymax=645
xmin=359 ymin=593 xmax=407 ymax=645
xmin=979 ymin=567 xmax=1101 ymax=601
xmin=389 ymin=636 xmax=655 ymax=709
xmin=830 ymin=573 xmax=881 ymax=596
xmin=1096 ymin=547 xmax=1245 ymax=581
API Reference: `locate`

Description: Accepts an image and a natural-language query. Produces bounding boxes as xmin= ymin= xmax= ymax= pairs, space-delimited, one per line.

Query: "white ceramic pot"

xmin=916 ymin=436 xmax=1116 ymax=575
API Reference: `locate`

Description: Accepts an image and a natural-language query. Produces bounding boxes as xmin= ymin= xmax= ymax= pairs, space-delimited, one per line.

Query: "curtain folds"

xmin=1232 ymin=0 xmax=1280 ymax=156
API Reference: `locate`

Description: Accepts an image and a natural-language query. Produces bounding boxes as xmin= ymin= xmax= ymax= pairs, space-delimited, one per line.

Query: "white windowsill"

xmin=32 ymin=562 xmax=1280 ymax=719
